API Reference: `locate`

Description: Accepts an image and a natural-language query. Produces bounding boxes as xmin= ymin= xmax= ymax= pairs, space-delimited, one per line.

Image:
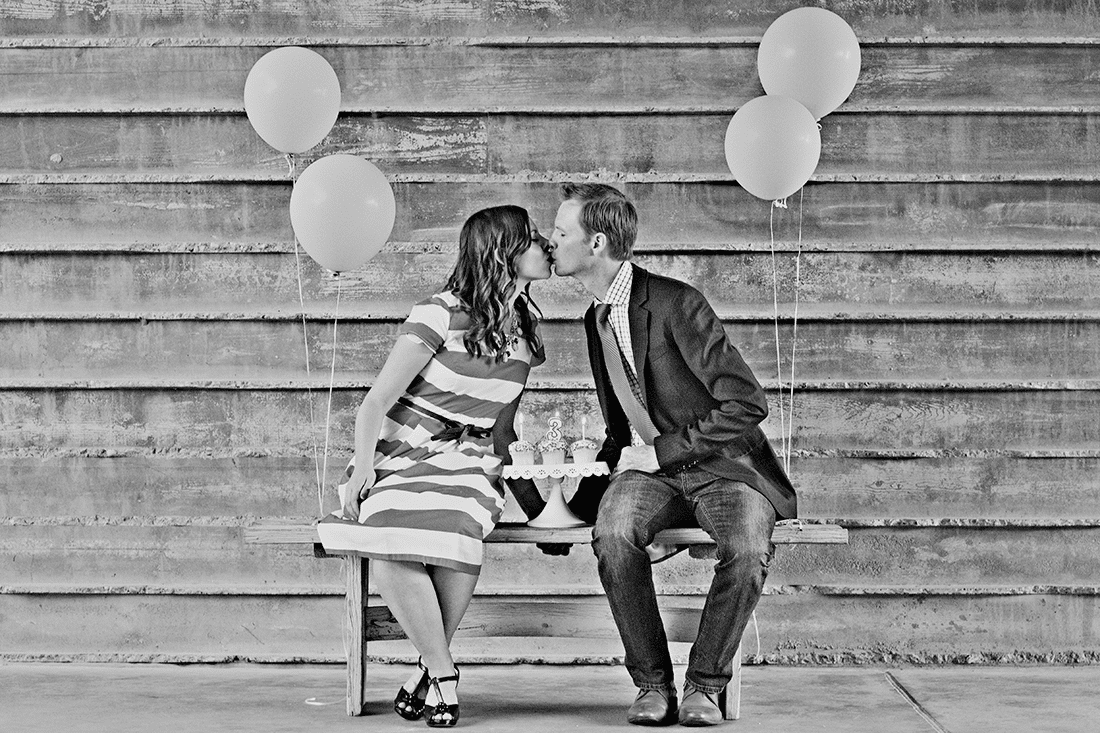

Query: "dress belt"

xmin=396 ymin=397 xmax=494 ymax=441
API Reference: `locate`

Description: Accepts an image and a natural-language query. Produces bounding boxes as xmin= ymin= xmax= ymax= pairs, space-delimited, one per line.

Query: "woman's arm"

xmin=343 ymin=334 xmax=434 ymax=520
xmin=491 ymin=394 xmax=545 ymax=520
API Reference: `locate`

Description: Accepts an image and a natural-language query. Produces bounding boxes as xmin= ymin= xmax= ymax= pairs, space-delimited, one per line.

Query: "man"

xmin=546 ymin=183 xmax=797 ymax=726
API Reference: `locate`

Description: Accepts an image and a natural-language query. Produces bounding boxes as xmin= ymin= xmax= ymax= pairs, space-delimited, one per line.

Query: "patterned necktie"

xmin=594 ymin=303 xmax=660 ymax=444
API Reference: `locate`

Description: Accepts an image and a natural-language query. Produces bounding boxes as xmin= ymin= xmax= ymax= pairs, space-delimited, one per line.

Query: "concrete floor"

xmin=2 ymin=662 xmax=1098 ymax=732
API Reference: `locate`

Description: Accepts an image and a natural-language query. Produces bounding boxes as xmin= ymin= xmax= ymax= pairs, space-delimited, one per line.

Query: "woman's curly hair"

xmin=444 ymin=205 xmax=544 ymax=361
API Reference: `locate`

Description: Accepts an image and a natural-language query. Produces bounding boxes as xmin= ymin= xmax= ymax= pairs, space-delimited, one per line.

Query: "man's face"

xmin=549 ymin=200 xmax=594 ymax=277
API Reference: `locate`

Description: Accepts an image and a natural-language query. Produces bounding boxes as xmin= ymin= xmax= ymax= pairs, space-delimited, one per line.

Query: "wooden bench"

xmin=246 ymin=519 xmax=847 ymax=719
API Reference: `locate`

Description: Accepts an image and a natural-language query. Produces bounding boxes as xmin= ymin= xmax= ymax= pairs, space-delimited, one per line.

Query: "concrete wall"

xmin=1 ymin=1 xmax=1097 ymax=664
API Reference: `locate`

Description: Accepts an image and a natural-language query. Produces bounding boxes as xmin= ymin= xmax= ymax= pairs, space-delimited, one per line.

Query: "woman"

xmin=318 ymin=205 xmax=551 ymax=727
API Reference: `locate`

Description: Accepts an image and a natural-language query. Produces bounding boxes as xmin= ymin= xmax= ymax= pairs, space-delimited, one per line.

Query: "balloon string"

xmin=295 ymin=239 xmax=325 ymax=512
xmin=288 ymin=154 xmax=324 ymax=514
xmin=751 ymin=609 xmax=762 ymax=663
xmin=320 ymin=276 xmax=342 ymax=511
xmin=769 ymin=205 xmax=789 ymax=469
xmin=784 ymin=188 xmax=805 ymax=476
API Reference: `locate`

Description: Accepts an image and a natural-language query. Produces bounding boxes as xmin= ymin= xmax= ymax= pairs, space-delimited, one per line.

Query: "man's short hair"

xmin=560 ymin=183 xmax=637 ymax=260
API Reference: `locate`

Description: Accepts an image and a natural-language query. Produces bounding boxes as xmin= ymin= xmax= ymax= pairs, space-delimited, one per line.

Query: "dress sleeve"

xmin=398 ymin=295 xmax=451 ymax=352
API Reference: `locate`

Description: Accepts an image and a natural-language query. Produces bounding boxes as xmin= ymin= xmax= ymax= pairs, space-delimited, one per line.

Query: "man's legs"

xmin=591 ymin=470 xmax=693 ymax=691
xmin=682 ymin=475 xmax=776 ymax=694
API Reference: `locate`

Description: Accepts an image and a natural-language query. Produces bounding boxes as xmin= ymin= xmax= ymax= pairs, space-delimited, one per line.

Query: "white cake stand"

xmin=502 ymin=462 xmax=608 ymax=528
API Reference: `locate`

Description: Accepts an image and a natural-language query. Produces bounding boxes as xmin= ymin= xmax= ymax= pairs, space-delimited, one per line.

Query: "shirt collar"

xmin=596 ymin=261 xmax=633 ymax=307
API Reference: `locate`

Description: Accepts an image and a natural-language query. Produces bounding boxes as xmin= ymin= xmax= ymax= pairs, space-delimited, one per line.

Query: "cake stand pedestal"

xmin=502 ymin=462 xmax=608 ymax=528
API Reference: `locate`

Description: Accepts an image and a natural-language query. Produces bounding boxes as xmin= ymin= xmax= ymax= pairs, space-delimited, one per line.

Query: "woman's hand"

xmin=341 ymin=465 xmax=376 ymax=522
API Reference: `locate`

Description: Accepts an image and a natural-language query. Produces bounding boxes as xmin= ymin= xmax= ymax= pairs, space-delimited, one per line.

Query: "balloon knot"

xmin=772 ymin=198 xmax=789 ymax=209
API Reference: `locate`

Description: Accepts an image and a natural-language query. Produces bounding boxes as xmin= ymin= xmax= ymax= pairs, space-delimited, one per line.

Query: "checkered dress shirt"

xmin=596 ymin=262 xmax=646 ymax=446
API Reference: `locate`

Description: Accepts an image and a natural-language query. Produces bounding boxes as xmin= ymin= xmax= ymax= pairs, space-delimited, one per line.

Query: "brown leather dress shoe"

xmin=627 ymin=687 xmax=678 ymax=726
xmin=678 ymin=682 xmax=724 ymax=726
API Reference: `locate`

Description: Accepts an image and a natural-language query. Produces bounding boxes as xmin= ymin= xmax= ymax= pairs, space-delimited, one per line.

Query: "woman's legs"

xmin=372 ymin=559 xmax=451 ymax=694
xmin=424 ymin=564 xmax=479 ymax=705
xmin=372 ymin=558 xmax=479 ymax=705
xmin=428 ymin=564 xmax=480 ymax=643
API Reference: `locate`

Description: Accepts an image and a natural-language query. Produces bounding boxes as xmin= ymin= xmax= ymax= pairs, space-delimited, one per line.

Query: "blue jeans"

xmin=591 ymin=467 xmax=776 ymax=695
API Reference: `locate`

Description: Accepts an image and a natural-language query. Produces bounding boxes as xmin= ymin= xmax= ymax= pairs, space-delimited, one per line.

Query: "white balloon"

xmin=724 ymin=96 xmax=821 ymax=201
xmin=244 ymin=47 xmax=341 ymax=153
xmin=758 ymin=8 xmax=861 ymax=120
xmin=290 ymin=155 xmax=397 ymax=272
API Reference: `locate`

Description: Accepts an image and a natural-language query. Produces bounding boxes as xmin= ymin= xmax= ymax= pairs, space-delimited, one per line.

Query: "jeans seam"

xmin=694 ymin=498 xmax=720 ymax=553
xmin=638 ymin=681 xmax=676 ymax=693
xmin=613 ymin=474 xmax=683 ymax=543
xmin=639 ymin=494 xmax=681 ymax=543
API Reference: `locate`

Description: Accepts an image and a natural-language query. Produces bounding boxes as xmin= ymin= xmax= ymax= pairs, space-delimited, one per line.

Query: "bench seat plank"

xmin=245 ymin=520 xmax=848 ymax=546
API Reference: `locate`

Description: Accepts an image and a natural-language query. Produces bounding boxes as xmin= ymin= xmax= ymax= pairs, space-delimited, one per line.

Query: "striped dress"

xmin=317 ymin=291 xmax=544 ymax=574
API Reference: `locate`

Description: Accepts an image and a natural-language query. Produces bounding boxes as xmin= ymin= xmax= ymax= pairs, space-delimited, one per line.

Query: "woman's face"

xmin=514 ymin=218 xmax=552 ymax=284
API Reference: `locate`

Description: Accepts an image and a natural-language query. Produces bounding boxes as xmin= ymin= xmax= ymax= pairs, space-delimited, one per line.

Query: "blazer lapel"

xmin=628 ymin=264 xmax=651 ymax=406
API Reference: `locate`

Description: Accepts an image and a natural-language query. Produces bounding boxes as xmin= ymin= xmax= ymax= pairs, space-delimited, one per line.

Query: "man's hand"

xmin=614 ymin=445 xmax=660 ymax=474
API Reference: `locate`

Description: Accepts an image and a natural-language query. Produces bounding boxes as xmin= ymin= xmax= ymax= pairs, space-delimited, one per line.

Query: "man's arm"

xmin=652 ymin=286 xmax=769 ymax=472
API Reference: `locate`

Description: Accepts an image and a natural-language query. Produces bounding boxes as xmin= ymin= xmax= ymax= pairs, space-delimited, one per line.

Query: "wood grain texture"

xmin=5 ymin=181 xmax=1100 ymax=251
xmin=7 ymin=524 xmax=1100 ymax=587
xmin=5 ymin=0 xmax=1100 ymax=39
xmin=9 ymin=112 xmax=1100 ymax=180
xmin=2 ymin=320 xmax=1098 ymax=385
xmin=345 ymin=555 xmax=368 ymax=716
xmin=3 ymin=592 xmax=1097 ymax=663
xmin=0 ymin=592 xmax=345 ymax=661
xmin=3 ymin=250 xmax=1097 ymax=315
xmin=0 ymin=524 xmax=345 ymax=587
xmin=0 ymin=456 xmax=331 ymax=516
xmin=788 ymin=456 xmax=1100 ymax=519
xmin=1 ymin=388 xmax=1096 ymax=456
xmin=3 ymin=456 xmax=1098 ymax=519
xmin=7 ymin=45 xmax=1100 ymax=112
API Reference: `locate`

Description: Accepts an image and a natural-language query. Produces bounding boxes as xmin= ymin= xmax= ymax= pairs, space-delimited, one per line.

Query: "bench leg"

xmin=721 ymin=640 xmax=742 ymax=720
xmin=344 ymin=554 xmax=369 ymax=716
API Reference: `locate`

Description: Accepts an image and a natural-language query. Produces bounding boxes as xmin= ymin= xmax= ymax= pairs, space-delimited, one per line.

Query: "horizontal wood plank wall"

xmin=1 ymin=1 xmax=1098 ymax=664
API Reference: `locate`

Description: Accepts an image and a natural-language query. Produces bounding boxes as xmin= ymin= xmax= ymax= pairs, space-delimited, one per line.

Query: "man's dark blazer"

xmin=570 ymin=264 xmax=797 ymax=523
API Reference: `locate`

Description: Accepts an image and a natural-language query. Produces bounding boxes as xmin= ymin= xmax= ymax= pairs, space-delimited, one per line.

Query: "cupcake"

xmin=509 ymin=439 xmax=536 ymax=465
xmin=569 ymin=437 xmax=599 ymax=464
xmin=537 ymin=435 xmax=567 ymax=465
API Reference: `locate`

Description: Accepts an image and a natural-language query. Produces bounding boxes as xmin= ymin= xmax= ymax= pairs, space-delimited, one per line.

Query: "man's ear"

xmin=591 ymin=232 xmax=608 ymax=253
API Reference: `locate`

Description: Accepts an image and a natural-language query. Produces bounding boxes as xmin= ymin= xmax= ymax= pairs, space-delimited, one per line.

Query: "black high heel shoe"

xmin=394 ymin=657 xmax=430 ymax=720
xmin=425 ymin=666 xmax=460 ymax=727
